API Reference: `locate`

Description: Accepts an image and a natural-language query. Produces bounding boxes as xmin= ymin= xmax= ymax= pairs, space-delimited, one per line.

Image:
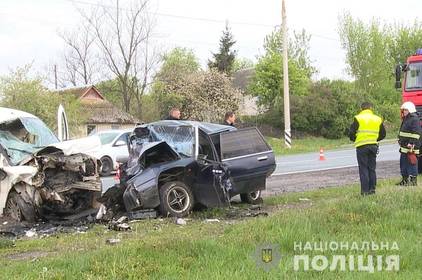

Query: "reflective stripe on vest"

xmin=399 ymin=131 xmax=420 ymax=139
xmin=400 ymin=147 xmax=420 ymax=154
xmin=354 ymin=109 xmax=383 ymax=148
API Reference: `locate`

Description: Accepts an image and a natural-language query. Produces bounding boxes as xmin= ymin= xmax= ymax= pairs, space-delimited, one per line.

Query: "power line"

xmin=60 ymin=0 xmax=340 ymax=41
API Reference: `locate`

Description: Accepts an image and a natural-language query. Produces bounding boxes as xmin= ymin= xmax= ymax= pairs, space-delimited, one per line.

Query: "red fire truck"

xmin=395 ymin=49 xmax=422 ymax=171
xmin=395 ymin=49 xmax=422 ymax=109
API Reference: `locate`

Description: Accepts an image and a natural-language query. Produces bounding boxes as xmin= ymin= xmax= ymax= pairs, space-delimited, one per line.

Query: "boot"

xmin=409 ymin=176 xmax=418 ymax=186
xmin=396 ymin=176 xmax=409 ymax=186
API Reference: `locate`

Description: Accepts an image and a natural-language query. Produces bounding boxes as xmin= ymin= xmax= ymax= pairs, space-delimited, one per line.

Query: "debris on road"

xmin=204 ymin=219 xmax=220 ymax=223
xmin=25 ymin=229 xmax=37 ymax=238
xmin=106 ymin=238 xmax=121 ymax=245
xmin=176 ymin=218 xmax=187 ymax=225
xmin=128 ymin=209 xmax=157 ymax=220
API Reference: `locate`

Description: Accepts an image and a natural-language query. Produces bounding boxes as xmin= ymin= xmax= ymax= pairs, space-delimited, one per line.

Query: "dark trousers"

xmin=400 ymin=153 xmax=418 ymax=177
xmin=356 ymin=144 xmax=378 ymax=195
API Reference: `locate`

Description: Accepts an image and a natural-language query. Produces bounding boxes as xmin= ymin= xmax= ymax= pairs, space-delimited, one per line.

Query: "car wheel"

xmin=4 ymin=191 xmax=36 ymax=222
xmin=240 ymin=190 xmax=263 ymax=204
xmin=100 ymin=156 xmax=113 ymax=176
xmin=159 ymin=181 xmax=194 ymax=217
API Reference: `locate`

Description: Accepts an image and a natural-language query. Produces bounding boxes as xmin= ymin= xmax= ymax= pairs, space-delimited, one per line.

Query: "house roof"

xmin=57 ymin=85 xmax=138 ymax=124
xmin=58 ymin=85 xmax=105 ymax=100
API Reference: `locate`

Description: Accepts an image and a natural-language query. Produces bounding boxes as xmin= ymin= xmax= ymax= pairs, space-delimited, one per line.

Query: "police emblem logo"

xmin=262 ymin=248 xmax=273 ymax=263
xmin=253 ymin=243 xmax=281 ymax=271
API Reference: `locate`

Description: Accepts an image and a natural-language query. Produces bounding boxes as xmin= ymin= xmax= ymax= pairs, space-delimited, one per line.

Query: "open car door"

xmin=57 ymin=104 xmax=69 ymax=141
xmin=220 ymin=127 xmax=275 ymax=195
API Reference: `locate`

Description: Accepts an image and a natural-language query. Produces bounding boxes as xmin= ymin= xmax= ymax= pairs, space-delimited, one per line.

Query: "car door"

xmin=112 ymin=132 xmax=130 ymax=159
xmin=219 ymin=127 xmax=275 ymax=195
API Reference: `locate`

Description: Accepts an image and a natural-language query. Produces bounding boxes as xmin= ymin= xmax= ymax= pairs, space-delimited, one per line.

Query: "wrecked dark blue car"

xmin=110 ymin=120 xmax=276 ymax=217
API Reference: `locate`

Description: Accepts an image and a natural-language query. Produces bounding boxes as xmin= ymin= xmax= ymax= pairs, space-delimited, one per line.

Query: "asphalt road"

xmin=273 ymin=143 xmax=399 ymax=175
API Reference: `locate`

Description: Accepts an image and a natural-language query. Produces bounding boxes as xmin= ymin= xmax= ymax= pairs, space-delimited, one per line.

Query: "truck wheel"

xmin=240 ymin=190 xmax=263 ymax=205
xmin=4 ymin=191 xmax=36 ymax=222
xmin=100 ymin=156 xmax=113 ymax=176
xmin=159 ymin=181 xmax=194 ymax=217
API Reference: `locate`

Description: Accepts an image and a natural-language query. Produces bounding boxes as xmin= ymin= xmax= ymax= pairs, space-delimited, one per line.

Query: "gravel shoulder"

xmin=264 ymin=160 xmax=400 ymax=196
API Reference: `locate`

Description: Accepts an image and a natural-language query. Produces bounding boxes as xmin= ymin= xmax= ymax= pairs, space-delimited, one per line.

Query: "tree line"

xmin=1 ymin=1 xmax=422 ymax=139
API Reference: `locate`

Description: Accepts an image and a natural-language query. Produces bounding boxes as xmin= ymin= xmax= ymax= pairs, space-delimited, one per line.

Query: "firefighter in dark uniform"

xmin=349 ymin=102 xmax=386 ymax=195
xmin=397 ymin=101 xmax=421 ymax=186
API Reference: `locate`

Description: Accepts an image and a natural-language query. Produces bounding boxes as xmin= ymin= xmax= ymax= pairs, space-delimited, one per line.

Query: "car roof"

xmin=146 ymin=120 xmax=236 ymax=134
xmin=0 ymin=107 xmax=39 ymax=123
xmin=93 ymin=129 xmax=133 ymax=135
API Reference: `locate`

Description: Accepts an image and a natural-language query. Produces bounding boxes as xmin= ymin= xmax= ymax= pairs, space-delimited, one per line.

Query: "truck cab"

xmin=396 ymin=49 xmax=422 ymax=116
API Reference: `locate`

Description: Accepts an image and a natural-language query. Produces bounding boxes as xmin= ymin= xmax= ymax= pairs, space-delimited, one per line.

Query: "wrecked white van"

xmin=0 ymin=107 xmax=102 ymax=222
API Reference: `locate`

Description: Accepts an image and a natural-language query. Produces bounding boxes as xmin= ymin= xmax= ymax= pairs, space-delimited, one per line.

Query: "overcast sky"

xmin=0 ymin=0 xmax=420 ymax=83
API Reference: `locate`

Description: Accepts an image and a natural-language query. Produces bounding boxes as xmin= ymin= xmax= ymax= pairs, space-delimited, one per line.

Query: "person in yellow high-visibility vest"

xmin=349 ymin=102 xmax=386 ymax=195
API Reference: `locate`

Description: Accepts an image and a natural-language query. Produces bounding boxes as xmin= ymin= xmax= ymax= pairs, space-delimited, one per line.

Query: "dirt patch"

xmin=5 ymin=251 xmax=52 ymax=261
xmin=264 ymin=160 xmax=399 ymax=196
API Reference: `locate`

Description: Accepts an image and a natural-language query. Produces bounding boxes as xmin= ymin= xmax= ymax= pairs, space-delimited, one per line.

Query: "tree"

xmin=57 ymin=23 xmax=98 ymax=87
xmin=232 ymin=57 xmax=254 ymax=73
xmin=161 ymin=69 xmax=241 ymax=122
xmin=71 ymin=0 xmax=159 ymax=117
xmin=0 ymin=66 xmax=85 ymax=135
xmin=248 ymin=28 xmax=313 ymax=109
xmin=208 ymin=23 xmax=237 ymax=74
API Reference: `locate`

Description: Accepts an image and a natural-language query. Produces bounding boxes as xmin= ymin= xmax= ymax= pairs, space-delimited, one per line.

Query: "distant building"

xmin=232 ymin=68 xmax=260 ymax=116
xmin=57 ymin=85 xmax=137 ymax=137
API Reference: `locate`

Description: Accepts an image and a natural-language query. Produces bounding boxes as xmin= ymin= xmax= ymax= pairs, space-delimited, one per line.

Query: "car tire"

xmin=159 ymin=181 xmax=194 ymax=217
xmin=4 ymin=190 xmax=36 ymax=222
xmin=100 ymin=156 xmax=113 ymax=176
xmin=240 ymin=190 xmax=263 ymax=204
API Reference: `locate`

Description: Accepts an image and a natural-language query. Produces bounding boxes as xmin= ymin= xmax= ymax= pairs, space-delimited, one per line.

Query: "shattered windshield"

xmin=149 ymin=125 xmax=194 ymax=157
xmin=0 ymin=117 xmax=58 ymax=165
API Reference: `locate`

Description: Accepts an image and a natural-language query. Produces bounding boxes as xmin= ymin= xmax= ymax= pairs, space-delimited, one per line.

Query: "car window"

xmin=115 ymin=132 xmax=129 ymax=145
xmin=220 ymin=128 xmax=270 ymax=160
xmin=97 ymin=132 xmax=120 ymax=145
xmin=199 ymin=132 xmax=215 ymax=161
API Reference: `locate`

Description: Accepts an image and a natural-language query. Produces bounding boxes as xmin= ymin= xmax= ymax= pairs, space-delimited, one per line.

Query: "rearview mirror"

xmin=116 ymin=155 xmax=129 ymax=164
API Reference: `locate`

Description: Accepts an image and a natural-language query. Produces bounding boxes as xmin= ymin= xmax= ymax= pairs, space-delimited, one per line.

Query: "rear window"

xmin=220 ymin=128 xmax=271 ymax=160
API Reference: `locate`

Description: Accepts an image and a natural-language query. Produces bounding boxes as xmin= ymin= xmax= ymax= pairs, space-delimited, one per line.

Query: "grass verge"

xmin=1 ymin=178 xmax=420 ymax=279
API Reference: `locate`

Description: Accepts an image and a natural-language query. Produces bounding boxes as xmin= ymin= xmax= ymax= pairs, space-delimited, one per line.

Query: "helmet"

xmin=401 ymin=101 xmax=416 ymax=113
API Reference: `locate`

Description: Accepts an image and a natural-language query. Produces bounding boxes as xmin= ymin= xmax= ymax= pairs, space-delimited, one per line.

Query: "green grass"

xmin=1 ymin=178 xmax=421 ymax=279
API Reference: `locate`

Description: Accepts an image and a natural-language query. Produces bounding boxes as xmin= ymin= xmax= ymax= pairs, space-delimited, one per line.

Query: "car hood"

xmin=34 ymin=136 xmax=102 ymax=157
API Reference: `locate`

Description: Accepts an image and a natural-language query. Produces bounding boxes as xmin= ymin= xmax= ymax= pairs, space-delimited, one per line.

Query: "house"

xmin=58 ymin=85 xmax=138 ymax=137
xmin=232 ymin=68 xmax=260 ymax=116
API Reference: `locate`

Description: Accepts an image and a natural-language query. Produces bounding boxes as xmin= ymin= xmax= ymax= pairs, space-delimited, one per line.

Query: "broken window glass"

xmin=149 ymin=125 xmax=194 ymax=157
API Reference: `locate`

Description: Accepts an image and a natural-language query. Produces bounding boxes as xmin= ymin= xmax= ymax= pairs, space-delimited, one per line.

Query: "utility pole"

xmin=54 ymin=64 xmax=58 ymax=89
xmin=282 ymin=0 xmax=291 ymax=148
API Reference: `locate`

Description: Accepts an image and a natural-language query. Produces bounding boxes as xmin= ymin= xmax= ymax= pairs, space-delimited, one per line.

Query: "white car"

xmin=87 ymin=129 xmax=132 ymax=176
xmin=0 ymin=107 xmax=102 ymax=221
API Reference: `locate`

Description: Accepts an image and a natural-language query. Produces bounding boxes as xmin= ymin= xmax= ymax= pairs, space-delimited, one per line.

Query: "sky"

xmin=0 ymin=0 xmax=420 ymax=83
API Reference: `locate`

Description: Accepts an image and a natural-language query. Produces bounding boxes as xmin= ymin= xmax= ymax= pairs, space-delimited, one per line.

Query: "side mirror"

xmin=0 ymin=169 xmax=6 ymax=181
xmin=114 ymin=140 xmax=127 ymax=147
xmin=116 ymin=155 xmax=129 ymax=164
xmin=395 ymin=64 xmax=402 ymax=89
